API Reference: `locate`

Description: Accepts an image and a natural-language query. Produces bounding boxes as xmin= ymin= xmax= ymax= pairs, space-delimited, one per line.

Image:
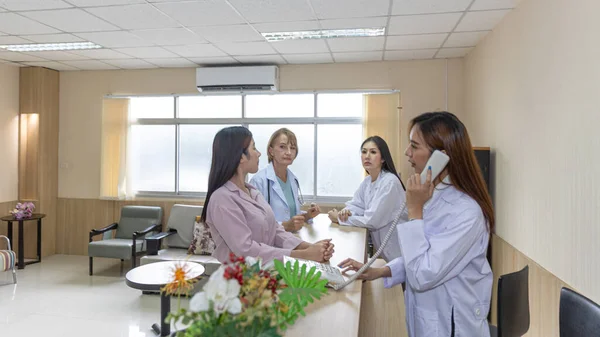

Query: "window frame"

xmin=125 ymin=92 xmax=365 ymax=204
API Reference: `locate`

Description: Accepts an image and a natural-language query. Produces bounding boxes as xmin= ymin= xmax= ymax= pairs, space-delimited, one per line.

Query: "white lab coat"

xmin=339 ymin=170 xmax=406 ymax=262
xmin=383 ymin=177 xmax=492 ymax=337
xmin=249 ymin=163 xmax=306 ymax=226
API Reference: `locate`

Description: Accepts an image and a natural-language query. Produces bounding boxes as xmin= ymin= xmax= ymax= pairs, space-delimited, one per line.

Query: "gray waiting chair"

xmin=88 ymin=205 xmax=162 ymax=275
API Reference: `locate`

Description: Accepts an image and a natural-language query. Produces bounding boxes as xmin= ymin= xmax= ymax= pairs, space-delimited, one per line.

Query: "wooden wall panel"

xmin=490 ymin=234 xmax=572 ymax=336
xmin=19 ymin=67 xmax=59 ymax=258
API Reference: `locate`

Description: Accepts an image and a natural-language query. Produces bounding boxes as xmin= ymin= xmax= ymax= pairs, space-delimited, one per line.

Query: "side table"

xmin=0 ymin=213 xmax=45 ymax=270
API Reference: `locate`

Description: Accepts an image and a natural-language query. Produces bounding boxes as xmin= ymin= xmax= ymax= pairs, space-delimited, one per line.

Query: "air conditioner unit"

xmin=196 ymin=65 xmax=279 ymax=93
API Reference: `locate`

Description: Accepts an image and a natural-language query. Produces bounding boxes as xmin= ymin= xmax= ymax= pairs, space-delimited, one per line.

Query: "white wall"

xmin=59 ymin=59 xmax=465 ymax=198
xmin=465 ymin=0 xmax=600 ymax=301
xmin=0 ymin=63 xmax=19 ymax=203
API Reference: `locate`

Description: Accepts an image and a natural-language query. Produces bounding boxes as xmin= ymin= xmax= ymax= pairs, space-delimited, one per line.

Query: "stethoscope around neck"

xmin=267 ymin=178 xmax=305 ymax=206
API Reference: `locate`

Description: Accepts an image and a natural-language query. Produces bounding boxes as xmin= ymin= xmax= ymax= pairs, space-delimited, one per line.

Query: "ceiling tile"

xmin=144 ymin=57 xmax=197 ymax=68
xmin=384 ymin=49 xmax=436 ymax=60
xmin=113 ymin=46 xmax=178 ymax=58
xmin=455 ymin=10 xmax=511 ymax=31
xmin=391 ymin=0 xmax=471 ymax=15
xmin=333 ymin=51 xmax=382 ymax=63
xmin=270 ymin=39 xmax=329 ymax=54
xmin=235 ymin=54 xmax=286 ymax=65
xmin=386 ymin=33 xmax=447 ymax=50
xmin=310 ymin=0 xmax=389 ymax=19
xmin=319 ymin=17 xmax=388 ymax=30
xmin=252 ymin=21 xmax=320 ymax=33
xmin=0 ymin=0 xmax=72 ymax=11
xmin=283 ymin=53 xmax=333 ymax=64
xmin=191 ymin=24 xmax=264 ymax=43
xmin=1 ymin=62 xmax=26 ymax=67
xmin=165 ymin=44 xmax=227 ymax=58
xmin=20 ymin=34 xmax=84 ymax=43
xmin=21 ymin=9 xmax=119 ymax=32
xmin=188 ymin=56 xmax=239 ymax=65
xmin=22 ymin=61 xmax=79 ymax=71
xmin=61 ymin=60 xmax=118 ymax=69
xmin=0 ymin=51 xmax=47 ymax=62
xmin=388 ymin=13 xmax=462 ymax=35
xmin=435 ymin=47 xmax=472 ymax=58
xmin=131 ymin=28 xmax=206 ymax=46
xmin=0 ymin=36 xmax=34 ymax=44
xmin=86 ymin=4 xmax=180 ymax=30
xmin=75 ymin=31 xmax=152 ymax=48
xmin=22 ymin=51 xmax=88 ymax=61
xmin=471 ymin=0 xmax=522 ymax=10
xmin=0 ymin=13 xmax=60 ymax=35
xmin=103 ymin=58 xmax=157 ymax=69
xmin=154 ymin=1 xmax=245 ymax=27
xmin=68 ymin=48 xmax=134 ymax=59
xmin=444 ymin=31 xmax=489 ymax=47
xmin=326 ymin=37 xmax=384 ymax=53
xmin=215 ymin=41 xmax=276 ymax=56
xmin=65 ymin=0 xmax=145 ymax=6
xmin=227 ymin=0 xmax=316 ymax=23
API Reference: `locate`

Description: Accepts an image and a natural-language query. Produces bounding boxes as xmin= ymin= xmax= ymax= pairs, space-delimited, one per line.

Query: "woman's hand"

xmin=337 ymin=258 xmax=388 ymax=281
xmin=328 ymin=209 xmax=339 ymax=223
xmin=406 ymin=167 xmax=435 ymax=220
xmin=338 ymin=208 xmax=352 ymax=222
xmin=315 ymin=239 xmax=334 ymax=261
xmin=283 ymin=215 xmax=305 ymax=232
xmin=305 ymin=203 xmax=321 ymax=220
xmin=302 ymin=241 xmax=331 ymax=262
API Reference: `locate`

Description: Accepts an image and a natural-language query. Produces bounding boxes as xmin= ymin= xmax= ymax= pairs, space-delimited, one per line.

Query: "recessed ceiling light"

xmin=0 ymin=42 xmax=102 ymax=52
xmin=263 ymin=27 xmax=385 ymax=42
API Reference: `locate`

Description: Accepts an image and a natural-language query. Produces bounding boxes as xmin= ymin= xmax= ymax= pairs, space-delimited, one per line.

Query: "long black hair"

xmin=200 ymin=126 xmax=253 ymax=223
xmin=361 ymin=136 xmax=405 ymax=190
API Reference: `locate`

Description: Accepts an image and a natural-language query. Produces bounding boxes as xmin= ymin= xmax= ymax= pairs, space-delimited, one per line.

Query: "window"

xmin=126 ymin=93 xmax=365 ymax=201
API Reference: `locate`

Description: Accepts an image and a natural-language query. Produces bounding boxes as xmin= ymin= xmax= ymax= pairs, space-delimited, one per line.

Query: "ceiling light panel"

xmin=263 ymin=28 xmax=385 ymax=42
xmin=0 ymin=42 xmax=102 ymax=52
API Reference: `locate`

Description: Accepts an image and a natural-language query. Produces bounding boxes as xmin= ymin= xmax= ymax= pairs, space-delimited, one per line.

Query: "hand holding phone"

xmin=407 ymin=150 xmax=450 ymax=218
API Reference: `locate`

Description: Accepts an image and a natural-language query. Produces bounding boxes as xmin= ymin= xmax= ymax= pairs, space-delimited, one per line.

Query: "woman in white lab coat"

xmin=327 ymin=136 xmax=406 ymax=262
xmin=338 ymin=112 xmax=494 ymax=337
xmin=250 ymin=128 xmax=320 ymax=232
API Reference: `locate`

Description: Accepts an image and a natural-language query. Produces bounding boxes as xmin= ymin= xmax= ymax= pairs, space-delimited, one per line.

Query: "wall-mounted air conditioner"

xmin=196 ymin=65 xmax=279 ymax=93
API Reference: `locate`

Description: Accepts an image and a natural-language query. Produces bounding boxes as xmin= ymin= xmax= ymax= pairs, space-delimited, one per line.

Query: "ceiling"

xmin=0 ymin=0 xmax=520 ymax=71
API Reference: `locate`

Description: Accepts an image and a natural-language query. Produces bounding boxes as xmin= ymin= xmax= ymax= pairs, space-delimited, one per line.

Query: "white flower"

xmin=189 ymin=266 xmax=242 ymax=315
xmin=245 ymin=256 xmax=259 ymax=268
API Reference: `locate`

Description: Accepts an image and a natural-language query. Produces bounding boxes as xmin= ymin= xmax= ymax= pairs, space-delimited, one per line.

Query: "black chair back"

xmin=497 ymin=265 xmax=530 ymax=337
xmin=560 ymin=287 xmax=600 ymax=336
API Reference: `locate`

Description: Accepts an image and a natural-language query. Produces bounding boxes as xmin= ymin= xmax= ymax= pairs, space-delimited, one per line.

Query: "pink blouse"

xmin=206 ymin=180 xmax=303 ymax=263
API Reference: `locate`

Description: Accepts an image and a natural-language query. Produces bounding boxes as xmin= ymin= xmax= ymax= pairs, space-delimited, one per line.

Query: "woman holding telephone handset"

xmin=338 ymin=112 xmax=494 ymax=337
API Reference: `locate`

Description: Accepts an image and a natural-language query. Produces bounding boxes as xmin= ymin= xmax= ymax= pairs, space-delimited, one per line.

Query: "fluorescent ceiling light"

xmin=263 ymin=27 xmax=385 ymax=42
xmin=0 ymin=42 xmax=102 ymax=52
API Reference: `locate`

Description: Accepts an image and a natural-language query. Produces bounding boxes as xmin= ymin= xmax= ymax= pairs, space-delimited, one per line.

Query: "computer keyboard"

xmin=283 ymin=256 xmax=346 ymax=288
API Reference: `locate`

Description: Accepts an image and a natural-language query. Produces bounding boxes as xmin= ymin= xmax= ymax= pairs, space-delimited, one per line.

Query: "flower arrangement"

xmin=10 ymin=202 xmax=35 ymax=220
xmin=164 ymin=253 xmax=329 ymax=337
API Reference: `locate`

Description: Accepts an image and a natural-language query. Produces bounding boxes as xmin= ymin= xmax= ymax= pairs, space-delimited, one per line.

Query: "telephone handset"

xmin=330 ymin=150 xmax=449 ymax=290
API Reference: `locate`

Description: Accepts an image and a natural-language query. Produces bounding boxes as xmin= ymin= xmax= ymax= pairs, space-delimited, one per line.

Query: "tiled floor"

xmin=0 ymin=255 xmax=191 ymax=337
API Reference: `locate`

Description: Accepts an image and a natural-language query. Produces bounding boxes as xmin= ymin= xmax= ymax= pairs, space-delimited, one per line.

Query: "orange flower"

xmin=161 ymin=261 xmax=198 ymax=296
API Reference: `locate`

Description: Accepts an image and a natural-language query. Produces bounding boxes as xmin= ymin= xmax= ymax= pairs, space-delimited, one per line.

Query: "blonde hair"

xmin=267 ymin=128 xmax=298 ymax=163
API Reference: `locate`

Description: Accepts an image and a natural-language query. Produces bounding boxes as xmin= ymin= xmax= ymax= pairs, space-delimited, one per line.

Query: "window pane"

xmin=131 ymin=125 xmax=175 ymax=192
xmin=179 ymin=125 xmax=236 ymax=192
xmin=317 ymin=124 xmax=363 ymax=197
xmin=248 ymin=124 xmax=314 ymax=196
xmin=179 ymin=95 xmax=242 ymax=118
xmin=130 ymin=97 xmax=174 ymax=119
xmin=317 ymin=93 xmax=364 ymax=117
xmin=245 ymin=94 xmax=314 ymax=118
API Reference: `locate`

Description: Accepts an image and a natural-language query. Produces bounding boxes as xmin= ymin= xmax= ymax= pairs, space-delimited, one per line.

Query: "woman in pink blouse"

xmin=200 ymin=126 xmax=334 ymax=264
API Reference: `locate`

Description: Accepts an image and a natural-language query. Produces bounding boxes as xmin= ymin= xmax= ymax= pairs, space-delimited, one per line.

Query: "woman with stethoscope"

xmin=250 ymin=128 xmax=320 ymax=232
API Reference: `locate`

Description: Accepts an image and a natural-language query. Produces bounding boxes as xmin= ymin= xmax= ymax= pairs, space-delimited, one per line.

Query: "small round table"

xmin=0 ymin=213 xmax=46 ymax=270
xmin=125 ymin=261 xmax=205 ymax=337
